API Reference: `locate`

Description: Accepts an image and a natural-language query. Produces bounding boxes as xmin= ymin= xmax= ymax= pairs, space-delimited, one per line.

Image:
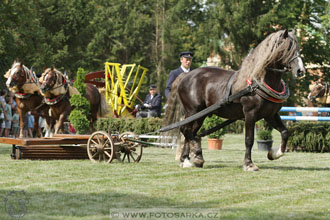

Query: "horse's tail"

xmin=160 ymin=73 xmax=187 ymax=148
xmin=98 ymin=93 xmax=109 ymax=117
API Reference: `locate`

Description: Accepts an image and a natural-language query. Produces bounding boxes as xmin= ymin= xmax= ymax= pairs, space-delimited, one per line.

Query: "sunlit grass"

xmin=0 ymin=131 xmax=330 ymax=219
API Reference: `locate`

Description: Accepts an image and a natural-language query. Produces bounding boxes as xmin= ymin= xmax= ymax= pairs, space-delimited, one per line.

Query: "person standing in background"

xmin=165 ymin=51 xmax=193 ymax=99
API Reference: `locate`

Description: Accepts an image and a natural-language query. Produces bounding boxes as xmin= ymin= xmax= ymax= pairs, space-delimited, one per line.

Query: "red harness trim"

xmin=263 ymin=81 xmax=285 ymax=95
xmin=16 ymin=92 xmax=28 ymax=96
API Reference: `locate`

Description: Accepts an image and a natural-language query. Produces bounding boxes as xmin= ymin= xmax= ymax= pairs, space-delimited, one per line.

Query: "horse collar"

xmin=254 ymin=79 xmax=289 ymax=103
xmin=15 ymin=92 xmax=31 ymax=99
xmin=44 ymin=94 xmax=66 ymax=105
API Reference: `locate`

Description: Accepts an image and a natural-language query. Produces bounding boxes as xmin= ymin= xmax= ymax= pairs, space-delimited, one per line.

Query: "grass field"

xmin=1 ymin=132 xmax=330 ymax=220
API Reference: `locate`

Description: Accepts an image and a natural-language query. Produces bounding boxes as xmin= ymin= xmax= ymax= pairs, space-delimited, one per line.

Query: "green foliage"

xmin=257 ymin=130 xmax=273 ymax=141
xmin=69 ymin=67 xmax=89 ymax=134
xmin=68 ymin=109 xmax=90 ymax=134
xmin=73 ymin=68 xmax=87 ymax=96
xmin=225 ymin=120 xmax=244 ymax=134
xmin=256 ymin=119 xmax=273 ymax=140
xmin=287 ymin=122 xmax=330 ymax=152
xmin=0 ymin=0 xmax=328 ymax=101
xmin=200 ymin=115 xmax=226 ymax=139
xmin=95 ymin=117 xmax=163 ymax=135
xmin=69 ymin=94 xmax=90 ymax=116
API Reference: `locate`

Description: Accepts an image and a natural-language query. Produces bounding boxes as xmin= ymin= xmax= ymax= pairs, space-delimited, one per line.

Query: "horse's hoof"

xmin=180 ymin=158 xmax=193 ymax=168
xmin=192 ymin=158 xmax=204 ymax=168
xmin=267 ymin=151 xmax=275 ymax=160
xmin=243 ymin=164 xmax=259 ymax=171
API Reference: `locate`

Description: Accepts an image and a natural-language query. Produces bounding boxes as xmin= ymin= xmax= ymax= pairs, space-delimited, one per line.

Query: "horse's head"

xmin=278 ymin=29 xmax=306 ymax=78
xmin=39 ymin=67 xmax=58 ymax=94
xmin=5 ymin=61 xmax=28 ymax=91
xmin=308 ymin=81 xmax=327 ymax=101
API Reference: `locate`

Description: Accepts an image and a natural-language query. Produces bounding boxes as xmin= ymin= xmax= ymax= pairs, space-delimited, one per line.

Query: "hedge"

xmin=287 ymin=122 xmax=330 ymax=152
xmin=95 ymin=117 xmax=163 ymax=135
xmin=95 ymin=116 xmax=244 ymax=136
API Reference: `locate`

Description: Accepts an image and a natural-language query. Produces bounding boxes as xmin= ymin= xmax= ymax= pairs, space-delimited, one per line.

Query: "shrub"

xmin=69 ymin=67 xmax=90 ymax=134
xmin=257 ymin=129 xmax=272 ymax=140
xmin=256 ymin=119 xmax=273 ymax=140
xmin=200 ymin=115 xmax=226 ymax=139
xmin=287 ymin=122 xmax=330 ymax=152
xmin=68 ymin=109 xmax=90 ymax=134
xmin=69 ymin=94 xmax=90 ymax=116
xmin=225 ymin=120 xmax=244 ymax=134
xmin=95 ymin=117 xmax=163 ymax=135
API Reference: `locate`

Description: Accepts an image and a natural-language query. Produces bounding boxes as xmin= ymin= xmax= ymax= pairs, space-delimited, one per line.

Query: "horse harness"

xmin=160 ymin=71 xmax=289 ymax=135
xmin=43 ymin=72 xmax=69 ymax=105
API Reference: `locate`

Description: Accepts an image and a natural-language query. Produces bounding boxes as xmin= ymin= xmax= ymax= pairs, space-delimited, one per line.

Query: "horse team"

xmin=4 ymin=29 xmax=312 ymax=171
xmin=5 ymin=62 xmax=108 ymax=138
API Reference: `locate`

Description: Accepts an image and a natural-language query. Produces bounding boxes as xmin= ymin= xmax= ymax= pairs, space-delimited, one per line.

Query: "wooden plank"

xmin=0 ymin=137 xmax=88 ymax=145
xmin=53 ymin=134 xmax=91 ymax=139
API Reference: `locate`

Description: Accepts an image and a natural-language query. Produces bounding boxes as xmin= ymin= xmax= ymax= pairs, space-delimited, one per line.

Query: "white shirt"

xmin=181 ymin=66 xmax=190 ymax=73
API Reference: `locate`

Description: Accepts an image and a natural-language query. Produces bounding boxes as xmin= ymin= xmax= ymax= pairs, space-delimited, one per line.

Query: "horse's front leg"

xmin=55 ymin=113 xmax=66 ymax=134
xmin=17 ymin=109 xmax=25 ymax=138
xmin=33 ymin=114 xmax=41 ymax=137
xmin=265 ymin=113 xmax=288 ymax=160
xmin=243 ymin=115 xmax=259 ymax=171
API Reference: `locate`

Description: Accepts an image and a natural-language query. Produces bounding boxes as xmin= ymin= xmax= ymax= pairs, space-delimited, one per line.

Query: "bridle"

xmin=42 ymin=70 xmax=67 ymax=91
xmin=266 ymin=37 xmax=302 ymax=73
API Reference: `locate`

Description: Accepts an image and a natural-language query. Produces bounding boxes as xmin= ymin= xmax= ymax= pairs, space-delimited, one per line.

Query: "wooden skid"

xmin=13 ymin=145 xmax=88 ymax=160
xmin=0 ymin=136 xmax=90 ymax=160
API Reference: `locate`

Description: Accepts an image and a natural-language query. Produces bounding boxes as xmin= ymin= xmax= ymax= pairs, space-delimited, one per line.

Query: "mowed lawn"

xmin=1 ymin=132 xmax=330 ymax=220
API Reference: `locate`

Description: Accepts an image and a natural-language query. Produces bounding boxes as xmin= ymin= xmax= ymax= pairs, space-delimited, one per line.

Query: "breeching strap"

xmin=159 ymin=80 xmax=258 ymax=133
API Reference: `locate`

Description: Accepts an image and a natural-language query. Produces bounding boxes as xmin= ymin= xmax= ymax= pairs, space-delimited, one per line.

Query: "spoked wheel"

xmin=87 ymin=131 xmax=114 ymax=163
xmin=117 ymin=132 xmax=143 ymax=163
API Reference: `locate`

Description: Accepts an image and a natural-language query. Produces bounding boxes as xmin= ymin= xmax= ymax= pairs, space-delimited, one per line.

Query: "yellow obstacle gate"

xmin=104 ymin=62 xmax=148 ymax=117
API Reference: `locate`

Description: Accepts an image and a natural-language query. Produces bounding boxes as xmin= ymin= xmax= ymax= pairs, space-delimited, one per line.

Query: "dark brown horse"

xmin=5 ymin=61 xmax=52 ymax=138
xmin=39 ymin=67 xmax=108 ymax=134
xmin=164 ymin=30 xmax=306 ymax=171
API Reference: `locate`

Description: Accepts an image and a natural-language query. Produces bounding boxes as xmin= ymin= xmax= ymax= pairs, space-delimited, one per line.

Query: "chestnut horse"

xmin=39 ymin=67 xmax=108 ymax=134
xmin=308 ymin=79 xmax=330 ymax=116
xmin=164 ymin=30 xmax=306 ymax=170
xmin=5 ymin=61 xmax=52 ymax=138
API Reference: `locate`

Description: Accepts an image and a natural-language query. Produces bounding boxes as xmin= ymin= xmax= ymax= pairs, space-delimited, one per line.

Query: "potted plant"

xmin=256 ymin=120 xmax=273 ymax=151
xmin=201 ymin=115 xmax=226 ymax=150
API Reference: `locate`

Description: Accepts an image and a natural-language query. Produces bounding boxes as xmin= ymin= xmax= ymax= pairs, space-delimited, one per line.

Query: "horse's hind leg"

xmin=265 ymin=113 xmax=288 ymax=160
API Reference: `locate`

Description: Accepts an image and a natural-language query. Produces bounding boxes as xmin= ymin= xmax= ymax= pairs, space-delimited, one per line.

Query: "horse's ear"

xmin=50 ymin=66 xmax=54 ymax=71
xmin=282 ymin=29 xmax=289 ymax=40
xmin=20 ymin=62 xmax=24 ymax=67
xmin=43 ymin=66 xmax=47 ymax=72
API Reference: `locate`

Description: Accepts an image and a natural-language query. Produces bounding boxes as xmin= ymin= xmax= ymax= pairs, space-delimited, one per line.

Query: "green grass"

xmin=1 ymin=132 xmax=330 ymax=220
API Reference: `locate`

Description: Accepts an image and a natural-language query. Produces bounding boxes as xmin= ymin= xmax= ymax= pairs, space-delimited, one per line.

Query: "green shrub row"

xmin=95 ymin=116 xmax=244 ymax=136
xmin=287 ymin=122 xmax=330 ymax=152
xmin=95 ymin=117 xmax=163 ymax=135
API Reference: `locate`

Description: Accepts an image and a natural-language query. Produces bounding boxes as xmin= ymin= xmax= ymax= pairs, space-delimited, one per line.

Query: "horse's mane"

xmin=233 ymin=30 xmax=298 ymax=92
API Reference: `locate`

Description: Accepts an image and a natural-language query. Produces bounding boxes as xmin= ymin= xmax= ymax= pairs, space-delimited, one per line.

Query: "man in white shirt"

xmin=165 ymin=51 xmax=193 ymax=99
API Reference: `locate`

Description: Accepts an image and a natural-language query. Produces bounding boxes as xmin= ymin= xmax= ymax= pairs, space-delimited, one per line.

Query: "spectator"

xmin=165 ymin=51 xmax=193 ymax=99
xmin=0 ymin=90 xmax=8 ymax=136
xmin=4 ymin=96 xmax=13 ymax=137
xmin=26 ymin=112 xmax=34 ymax=138
xmin=12 ymin=108 xmax=19 ymax=138
xmin=135 ymin=85 xmax=162 ymax=118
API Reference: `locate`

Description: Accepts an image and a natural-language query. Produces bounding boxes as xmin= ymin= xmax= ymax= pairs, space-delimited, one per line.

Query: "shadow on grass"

xmin=261 ymin=165 xmax=330 ymax=171
xmin=0 ymin=189 xmax=326 ymax=220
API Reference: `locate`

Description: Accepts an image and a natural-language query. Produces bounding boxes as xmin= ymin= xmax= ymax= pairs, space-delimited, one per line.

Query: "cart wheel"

xmin=118 ymin=132 xmax=143 ymax=163
xmin=87 ymin=131 xmax=114 ymax=163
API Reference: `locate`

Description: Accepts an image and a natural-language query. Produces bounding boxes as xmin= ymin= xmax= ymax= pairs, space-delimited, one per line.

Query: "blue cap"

xmin=149 ymin=85 xmax=157 ymax=89
xmin=180 ymin=51 xmax=193 ymax=59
